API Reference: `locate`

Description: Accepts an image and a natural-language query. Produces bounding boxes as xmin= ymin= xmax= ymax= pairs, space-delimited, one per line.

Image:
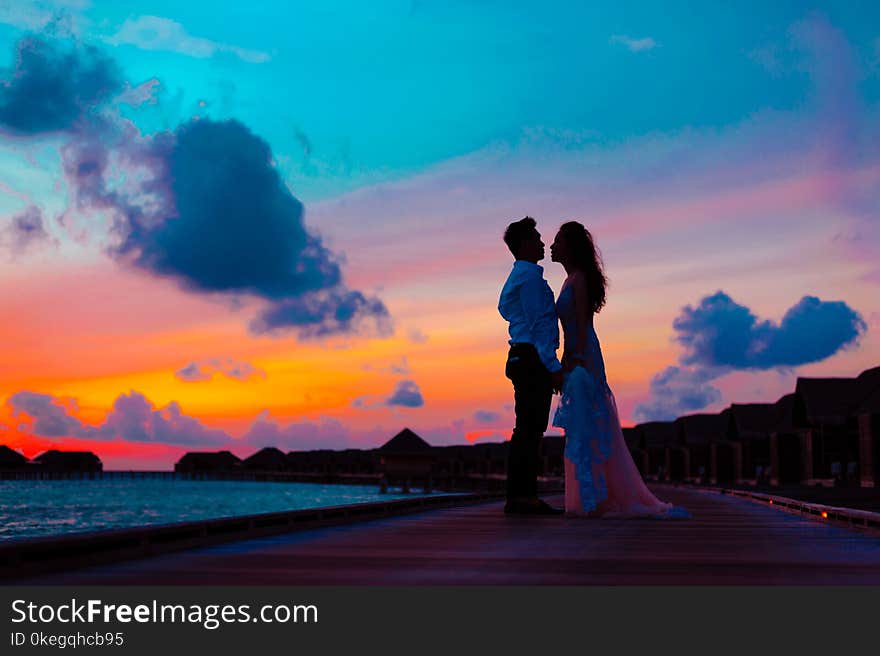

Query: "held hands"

xmin=562 ymin=353 xmax=586 ymax=373
xmin=551 ymin=369 xmax=564 ymax=395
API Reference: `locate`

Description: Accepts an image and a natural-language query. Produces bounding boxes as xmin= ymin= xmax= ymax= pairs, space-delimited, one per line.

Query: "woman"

xmin=549 ymin=221 xmax=688 ymax=518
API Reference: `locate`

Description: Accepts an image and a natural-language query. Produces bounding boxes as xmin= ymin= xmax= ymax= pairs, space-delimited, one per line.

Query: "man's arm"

xmin=519 ymin=273 xmax=562 ymax=374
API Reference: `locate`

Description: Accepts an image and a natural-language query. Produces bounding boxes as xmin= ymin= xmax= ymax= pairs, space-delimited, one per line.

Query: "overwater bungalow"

xmin=622 ymin=428 xmax=648 ymax=476
xmin=727 ymin=402 xmax=778 ymax=484
xmin=242 ymin=447 xmax=288 ymax=472
xmin=431 ymin=444 xmax=471 ymax=479
xmin=674 ymin=413 xmax=727 ymax=484
xmin=334 ymin=448 xmax=380 ymax=475
xmin=856 ymin=384 xmax=880 ymax=487
xmin=468 ymin=442 xmax=509 ymax=476
xmin=635 ymin=421 xmax=677 ymax=481
xmin=0 ymin=445 xmax=29 ymax=471
xmin=797 ymin=366 xmax=880 ymax=485
xmin=32 ymin=450 xmax=102 ymax=473
xmin=174 ymin=450 xmax=241 ymax=474
xmin=378 ymin=428 xmax=434 ymax=492
xmin=540 ymin=434 xmax=565 ymax=477
xmin=794 ymin=367 xmax=880 ymax=485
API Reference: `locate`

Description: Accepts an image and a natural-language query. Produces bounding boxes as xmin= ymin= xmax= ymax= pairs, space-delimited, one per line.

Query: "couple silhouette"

xmin=499 ymin=217 xmax=689 ymax=519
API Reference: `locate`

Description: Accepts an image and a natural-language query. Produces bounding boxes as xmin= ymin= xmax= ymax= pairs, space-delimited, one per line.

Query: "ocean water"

xmin=0 ymin=478 xmax=447 ymax=542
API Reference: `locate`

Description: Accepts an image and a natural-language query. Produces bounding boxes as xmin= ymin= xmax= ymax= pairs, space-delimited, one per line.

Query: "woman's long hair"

xmin=559 ymin=221 xmax=608 ymax=314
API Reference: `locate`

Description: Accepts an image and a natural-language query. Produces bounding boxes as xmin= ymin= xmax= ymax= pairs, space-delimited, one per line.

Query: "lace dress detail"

xmin=552 ymin=284 xmax=689 ymax=519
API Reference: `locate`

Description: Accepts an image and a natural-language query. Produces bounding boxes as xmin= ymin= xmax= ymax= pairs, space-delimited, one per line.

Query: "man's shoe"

xmin=504 ymin=500 xmax=524 ymax=515
xmin=504 ymin=499 xmax=564 ymax=515
xmin=535 ymin=499 xmax=565 ymax=515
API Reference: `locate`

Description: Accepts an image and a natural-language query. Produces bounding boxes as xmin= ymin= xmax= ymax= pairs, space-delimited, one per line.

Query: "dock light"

xmin=821 ymin=511 xmax=828 ymax=519
xmin=768 ymin=500 xmax=773 ymax=505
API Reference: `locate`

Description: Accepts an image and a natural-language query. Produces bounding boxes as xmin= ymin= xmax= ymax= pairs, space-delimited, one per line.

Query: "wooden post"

xmin=709 ymin=444 xmax=718 ymax=485
xmin=769 ymin=434 xmax=780 ymax=486
xmin=801 ymin=430 xmax=814 ymax=484
xmin=859 ymin=414 xmax=875 ymax=488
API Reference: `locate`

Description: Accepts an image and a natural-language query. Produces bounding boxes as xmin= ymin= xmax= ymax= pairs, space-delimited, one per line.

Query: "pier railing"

xmin=0 ymin=469 xmax=563 ymax=494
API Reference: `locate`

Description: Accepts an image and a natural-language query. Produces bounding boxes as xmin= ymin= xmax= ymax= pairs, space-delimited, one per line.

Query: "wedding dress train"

xmin=552 ymin=285 xmax=689 ymax=518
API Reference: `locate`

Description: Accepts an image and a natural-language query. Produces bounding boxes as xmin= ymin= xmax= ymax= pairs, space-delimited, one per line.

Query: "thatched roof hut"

xmin=33 ymin=450 xmax=102 ymax=472
xmin=174 ymin=450 xmax=241 ymax=473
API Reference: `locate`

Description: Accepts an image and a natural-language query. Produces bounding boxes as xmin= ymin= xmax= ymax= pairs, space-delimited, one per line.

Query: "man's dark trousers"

xmin=505 ymin=343 xmax=553 ymax=501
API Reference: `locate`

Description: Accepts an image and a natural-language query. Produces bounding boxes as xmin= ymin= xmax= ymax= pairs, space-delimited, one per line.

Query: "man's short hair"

xmin=503 ymin=216 xmax=537 ymax=257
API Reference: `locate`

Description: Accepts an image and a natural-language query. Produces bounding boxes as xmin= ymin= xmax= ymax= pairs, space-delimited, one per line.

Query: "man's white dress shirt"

xmin=498 ymin=260 xmax=562 ymax=373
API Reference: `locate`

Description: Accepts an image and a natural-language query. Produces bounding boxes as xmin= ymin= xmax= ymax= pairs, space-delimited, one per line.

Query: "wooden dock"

xmin=10 ymin=485 xmax=880 ymax=585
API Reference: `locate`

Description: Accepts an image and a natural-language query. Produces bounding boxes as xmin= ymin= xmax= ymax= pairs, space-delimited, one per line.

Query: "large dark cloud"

xmin=635 ymin=291 xmax=867 ymax=422
xmin=1 ymin=34 xmax=391 ymax=340
xmin=0 ymin=36 xmax=122 ymax=134
xmin=675 ymin=291 xmax=867 ymax=369
xmin=66 ymin=117 xmax=389 ymax=339
xmin=112 ymin=119 xmax=343 ymax=298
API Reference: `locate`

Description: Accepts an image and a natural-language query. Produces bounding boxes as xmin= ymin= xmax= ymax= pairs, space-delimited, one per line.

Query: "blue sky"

xmin=4 ymin=0 xmax=878 ymax=202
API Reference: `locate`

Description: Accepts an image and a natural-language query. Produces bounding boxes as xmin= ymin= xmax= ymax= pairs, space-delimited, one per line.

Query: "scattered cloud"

xmin=408 ymin=327 xmax=429 ymax=343
xmin=175 ymin=358 xmax=266 ymax=383
xmin=105 ymin=15 xmax=270 ymax=64
xmin=7 ymin=391 xmax=96 ymax=438
xmin=102 ymin=391 xmax=232 ymax=446
xmin=353 ymin=379 xmax=425 ymax=409
xmin=7 ymin=390 xmax=232 ymax=446
xmin=0 ymin=35 xmax=122 ymax=135
xmin=0 ymin=0 xmax=89 ymax=33
xmin=117 ymin=78 xmax=161 ymax=107
xmin=242 ymin=411 xmax=384 ymax=450
xmin=362 ymin=356 xmax=411 ymax=376
xmin=473 ymin=410 xmax=501 ymax=424
xmin=2 ymin=205 xmax=55 ymax=254
xmin=633 ymin=366 xmax=724 ymax=423
xmin=386 ymin=380 xmax=424 ymax=408
xmin=610 ymin=35 xmax=657 ymax=52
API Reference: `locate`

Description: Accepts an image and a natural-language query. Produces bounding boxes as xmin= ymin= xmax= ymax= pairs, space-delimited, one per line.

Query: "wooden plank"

xmin=8 ymin=485 xmax=880 ymax=585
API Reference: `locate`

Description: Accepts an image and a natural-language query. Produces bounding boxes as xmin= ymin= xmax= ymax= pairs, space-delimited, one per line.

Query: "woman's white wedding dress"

xmin=552 ymin=284 xmax=689 ymax=518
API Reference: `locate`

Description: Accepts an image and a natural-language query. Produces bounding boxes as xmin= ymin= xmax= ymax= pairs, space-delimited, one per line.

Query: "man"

xmin=498 ymin=217 xmax=565 ymax=515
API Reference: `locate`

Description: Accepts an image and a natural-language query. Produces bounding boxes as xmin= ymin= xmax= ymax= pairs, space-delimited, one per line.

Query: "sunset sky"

xmin=0 ymin=1 xmax=878 ymax=469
